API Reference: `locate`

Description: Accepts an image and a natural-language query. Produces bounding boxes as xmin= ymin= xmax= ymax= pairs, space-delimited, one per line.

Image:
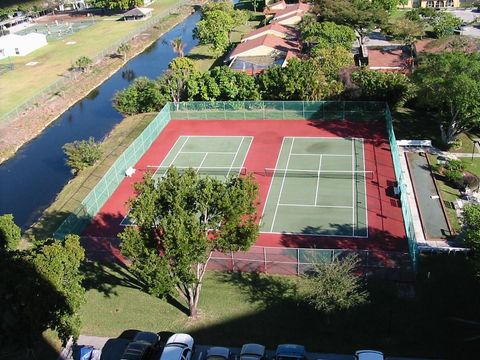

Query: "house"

xmin=122 ymin=7 xmax=153 ymax=21
xmin=228 ymin=34 xmax=300 ymax=74
xmin=264 ymin=0 xmax=288 ymax=14
xmin=57 ymin=1 xmax=89 ymax=11
xmin=272 ymin=11 xmax=306 ymax=26
xmin=241 ymin=23 xmax=298 ymax=42
xmin=269 ymin=2 xmax=312 ymax=20
xmin=357 ymin=45 xmax=413 ymax=74
xmin=0 ymin=33 xmax=48 ymax=59
xmin=401 ymin=0 xmax=461 ymax=8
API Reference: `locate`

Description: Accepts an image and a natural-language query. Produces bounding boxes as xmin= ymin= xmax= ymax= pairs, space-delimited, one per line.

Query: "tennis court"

xmin=121 ymin=135 xmax=252 ymax=226
xmin=261 ymin=137 xmax=369 ymax=237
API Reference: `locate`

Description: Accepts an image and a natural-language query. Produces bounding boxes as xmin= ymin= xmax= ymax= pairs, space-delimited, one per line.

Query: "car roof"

xmin=241 ymin=344 xmax=266 ymax=357
xmin=207 ymin=347 xmax=231 ymax=359
xmin=166 ymin=333 xmax=194 ymax=347
xmin=160 ymin=344 xmax=185 ymax=360
xmin=355 ymin=350 xmax=384 ymax=360
xmin=275 ymin=344 xmax=306 ymax=358
xmin=134 ymin=331 xmax=159 ymax=345
xmin=121 ymin=341 xmax=151 ymax=360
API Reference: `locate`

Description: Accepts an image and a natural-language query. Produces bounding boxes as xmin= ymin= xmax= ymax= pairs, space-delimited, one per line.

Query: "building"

xmin=0 ymin=33 xmax=47 ymax=60
xmin=401 ymin=0 xmax=461 ymax=7
xmin=57 ymin=1 xmax=89 ymax=11
xmin=122 ymin=7 xmax=153 ymax=21
xmin=357 ymin=45 xmax=413 ymax=74
xmin=241 ymin=23 xmax=298 ymax=42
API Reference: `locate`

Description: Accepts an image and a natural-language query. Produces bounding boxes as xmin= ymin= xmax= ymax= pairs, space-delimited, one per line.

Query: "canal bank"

xmin=0 ymin=11 xmax=202 ymax=230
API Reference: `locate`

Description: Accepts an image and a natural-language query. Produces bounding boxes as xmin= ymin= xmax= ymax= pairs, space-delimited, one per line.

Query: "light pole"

xmin=471 ymin=138 xmax=480 ymax=162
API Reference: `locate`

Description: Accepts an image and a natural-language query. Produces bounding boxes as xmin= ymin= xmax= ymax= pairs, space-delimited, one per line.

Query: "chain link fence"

xmin=0 ymin=0 xmax=193 ymax=124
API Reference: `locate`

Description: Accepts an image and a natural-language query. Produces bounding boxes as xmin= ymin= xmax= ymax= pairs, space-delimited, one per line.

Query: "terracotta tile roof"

xmin=272 ymin=2 xmax=312 ymax=19
xmin=242 ymin=23 xmax=298 ymax=42
xmin=367 ymin=47 xmax=411 ymax=72
xmin=229 ymin=34 xmax=300 ymax=60
xmin=282 ymin=50 xmax=300 ymax=66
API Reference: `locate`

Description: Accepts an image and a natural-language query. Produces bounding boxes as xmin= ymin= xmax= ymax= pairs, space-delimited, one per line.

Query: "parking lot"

xmin=58 ymin=334 xmax=430 ymax=360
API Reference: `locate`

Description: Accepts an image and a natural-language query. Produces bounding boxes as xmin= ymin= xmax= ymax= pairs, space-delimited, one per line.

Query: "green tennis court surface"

xmin=121 ymin=136 xmax=252 ymax=226
xmin=261 ymin=137 xmax=369 ymax=237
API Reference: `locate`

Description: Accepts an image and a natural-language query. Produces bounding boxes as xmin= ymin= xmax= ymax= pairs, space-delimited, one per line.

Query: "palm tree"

xmin=171 ymin=37 xmax=186 ymax=58
xmin=117 ymin=43 xmax=130 ymax=62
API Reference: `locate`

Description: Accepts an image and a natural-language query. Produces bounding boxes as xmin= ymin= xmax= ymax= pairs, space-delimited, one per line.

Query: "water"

xmin=0 ymin=12 xmax=201 ymax=230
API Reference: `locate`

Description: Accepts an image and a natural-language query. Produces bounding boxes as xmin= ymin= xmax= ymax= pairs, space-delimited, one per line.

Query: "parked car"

xmin=205 ymin=347 xmax=232 ymax=360
xmin=239 ymin=343 xmax=267 ymax=360
xmin=275 ymin=344 xmax=306 ymax=360
xmin=159 ymin=333 xmax=195 ymax=360
xmin=354 ymin=350 xmax=384 ymax=360
xmin=121 ymin=331 xmax=160 ymax=360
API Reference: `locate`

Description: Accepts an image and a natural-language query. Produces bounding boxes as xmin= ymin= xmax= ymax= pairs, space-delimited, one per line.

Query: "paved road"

xmin=59 ymin=335 xmax=431 ymax=360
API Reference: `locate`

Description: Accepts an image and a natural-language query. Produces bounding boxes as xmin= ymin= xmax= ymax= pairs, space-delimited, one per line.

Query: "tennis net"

xmin=146 ymin=165 xmax=247 ymax=176
xmin=264 ymin=168 xmax=374 ymax=179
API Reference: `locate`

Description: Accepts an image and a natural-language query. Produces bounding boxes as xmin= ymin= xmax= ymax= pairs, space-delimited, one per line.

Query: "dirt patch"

xmin=0 ymin=2 xmax=205 ymax=165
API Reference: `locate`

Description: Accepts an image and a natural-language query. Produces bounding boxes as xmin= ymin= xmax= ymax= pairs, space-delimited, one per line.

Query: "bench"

xmin=125 ymin=166 xmax=136 ymax=177
xmin=397 ymin=139 xmax=432 ymax=147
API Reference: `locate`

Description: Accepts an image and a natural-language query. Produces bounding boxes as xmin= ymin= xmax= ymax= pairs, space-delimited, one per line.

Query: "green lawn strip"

xmin=27 ymin=113 xmax=155 ymax=240
xmin=450 ymin=131 xmax=480 ymax=154
xmin=0 ymin=0 xmax=177 ymax=115
xmin=79 ymin=263 xmax=461 ymax=357
xmin=187 ymin=17 xmax=262 ymax=72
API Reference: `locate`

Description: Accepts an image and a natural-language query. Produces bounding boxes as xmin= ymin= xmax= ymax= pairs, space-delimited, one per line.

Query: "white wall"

xmin=0 ymin=33 xmax=47 ymax=60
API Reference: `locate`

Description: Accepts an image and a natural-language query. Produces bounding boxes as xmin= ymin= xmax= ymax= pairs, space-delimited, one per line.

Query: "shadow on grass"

xmin=392 ymin=107 xmax=443 ymax=148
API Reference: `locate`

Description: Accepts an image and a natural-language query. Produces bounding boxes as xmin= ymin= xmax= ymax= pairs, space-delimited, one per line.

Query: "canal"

xmin=0 ymin=11 xmax=201 ymax=230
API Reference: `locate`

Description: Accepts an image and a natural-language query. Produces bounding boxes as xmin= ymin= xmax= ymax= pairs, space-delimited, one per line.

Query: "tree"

xmin=413 ymin=52 xmax=480 ymax=144
xmin=371 ymin=0 xmax=403 ymax=12
xmin=429 ymin=12 xmax=462 ymax=39
xmin=0 ymin=235 xmax=85 ymax=349
xmin=171 ymin=37 xmax=186 ymax=58
xmin=312 ymin=46 xmax=354 ymax=81
xmin=89 ymin=0 xmax=142 ymax=10
xmin=351 ymin=68 xmax=415 ymax=109
xmin=257 ymin=58 xmax=343 ymax=101
xmin=73 ymin=56 xmax=92 ymax=73
xmin=462 ymin=204 xmax=480 ymax=275
xmin=301 ymin=255 xmax=368 ymax=316
xmin=113 ymin=77 xmax=168 ymax=115
xmin=160 ymin=57 xmax=199 ymax=106
xmin=315 ymin=0 xmax=388 ymax=45
xmin=120 ymin=168 xmax=259 ymax=317
xmin=384 ymin=17 xmax=425 ymax=45
xmin=63 ymin=137 xmax=103 ymax=175
xmin=0 ymin=214 xmax=21 ymax=251
xmin=300 ymin=20 xmax=357 ymax=51
xmin=117 ymin=43 xmax=131 ymax=61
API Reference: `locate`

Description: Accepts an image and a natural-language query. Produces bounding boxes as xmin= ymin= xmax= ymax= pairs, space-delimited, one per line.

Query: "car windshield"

xmin=168 ymin=343 xmax=188 ymax=349
xmin=207 ymin=356 xmax=227 ymax=360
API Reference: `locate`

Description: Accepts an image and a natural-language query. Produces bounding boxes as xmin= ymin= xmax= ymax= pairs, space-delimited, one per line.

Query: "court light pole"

xmin=471 ymin=138 xmax=480 ymax=162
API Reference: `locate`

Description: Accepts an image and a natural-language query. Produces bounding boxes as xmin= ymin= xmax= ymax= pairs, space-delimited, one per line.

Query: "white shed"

xmin=0 ymin=33 xmax=48 ymax=59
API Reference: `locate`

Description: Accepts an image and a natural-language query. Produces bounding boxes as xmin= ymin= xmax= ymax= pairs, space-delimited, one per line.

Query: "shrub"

xmin=443 ymin=159 xmax=465 ymax=186
xmin=73 ymin=56 xmax=93 ymax=72
xmin=63 ymin=137 xmax=103 ymax=175
xmin=0 ymin=214 xmax=21 ymax=251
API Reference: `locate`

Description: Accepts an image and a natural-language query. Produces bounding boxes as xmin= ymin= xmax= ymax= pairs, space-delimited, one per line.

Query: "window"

xmin=426 ymin=0 xmax=434 ymax=7
xmin=447 ymin=0 xmax=454 ymax=6
xmin=14 ymin=48 xmax=19 ymax=55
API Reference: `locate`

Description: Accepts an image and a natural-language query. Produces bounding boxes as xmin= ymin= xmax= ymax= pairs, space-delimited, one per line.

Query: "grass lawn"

xmin=77 ymin=257 xmax=480 ymax=359
xmin=0 ymin=0 xmax=177 ymax=117
xmin=27 ymin=113 xmax=155 ymax=240
xmin=392 ymin=107 xmax=443 ymax=147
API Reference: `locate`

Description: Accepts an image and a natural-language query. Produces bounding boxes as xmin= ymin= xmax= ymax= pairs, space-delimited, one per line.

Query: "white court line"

xmin=261 ymin=138 xmax=288 ymax=218
xmin=362 ymin=138 xmax=369 ymax=238
xmin=239 ymin=136 xmax=254 ymax=172
xmin=351 ymin=138 xmax=356 ymax=237
xmin=290 ymin=153 xmax=351 ymax=157
xmin=279 ymin=204 xmax=353 ymax=209
xmin=151 ymin=136 xmax=189 ymax=179
xmin=181 ymin=151 xmax=237 ymax=155
xmin=315 ymin=155 xmax=322 ymax=206
xmin=196 ymin=152 xmax=209 ymax=173
xmin=260 ymin=230 xmax=369 ymax=238
xmin=270 ymin=138 xmax=295 ymax=232
xmin=227 ymin=137 xmax=245 ymax=177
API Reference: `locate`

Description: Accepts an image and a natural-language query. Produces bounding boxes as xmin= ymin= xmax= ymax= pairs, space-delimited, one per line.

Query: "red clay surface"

xmin=83 ymin=119 xmax=408 ymax=262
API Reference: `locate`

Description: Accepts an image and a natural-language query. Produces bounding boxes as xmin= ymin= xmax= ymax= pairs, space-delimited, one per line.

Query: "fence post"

xmin=297 ymin=248 xmax=300 ymax=275
xmin=263 ymin=247 xmax=267 ymax=273
xmin=231 ymin=251 xmax=235 ymax=271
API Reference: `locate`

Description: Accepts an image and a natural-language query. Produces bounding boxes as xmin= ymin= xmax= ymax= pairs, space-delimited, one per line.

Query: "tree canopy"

xmin=314 ymin=0 xmax=388 ymax=44
xmin=0 ymin=214 xmax=21 ymax=251
xmin=89 ymin=0 xmax=142 ymax=10
xmin=120 ymin=168 xmax=259 ymax=317
xmin=0 ymin=235 xmax=85 ymax=349
xmin=63 ymin=137 xmax=103 ymax=175
xmin=300 ymin=19 xmax=357 ymax=51
xmin=413 ymin=51 xmax=480 ymax=144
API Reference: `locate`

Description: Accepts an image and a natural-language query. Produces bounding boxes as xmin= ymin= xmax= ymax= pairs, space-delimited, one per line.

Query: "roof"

xmin=272 ymin=11 xmax=306 ymax=24
xmin=242 ymin=23 xmax=298 ymax=42
xmin=271 ymin=2 xmax=312 ymax=20
xmin=367 ymin=46 xmax=411 ymax=72
xmin=123 ymin=7 xmax=153 ymax=17
xmin=229 ymin=34 xmax=300 ymax=59
xmin=0 ymin=33 xmax=47 ymax=46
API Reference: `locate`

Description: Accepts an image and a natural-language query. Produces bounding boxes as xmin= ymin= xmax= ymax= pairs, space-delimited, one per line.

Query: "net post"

xmin=263 ymin=246 xmax=267 ymax=273
xmin=231 ymin=251 xmax=235 ymax=271
xmin=297 ymin=248 xmax=300 ymax=275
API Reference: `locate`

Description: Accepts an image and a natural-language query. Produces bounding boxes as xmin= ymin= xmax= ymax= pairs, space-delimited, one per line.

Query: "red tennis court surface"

xmin=83 ymin=119 xmax=408 ymax=265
